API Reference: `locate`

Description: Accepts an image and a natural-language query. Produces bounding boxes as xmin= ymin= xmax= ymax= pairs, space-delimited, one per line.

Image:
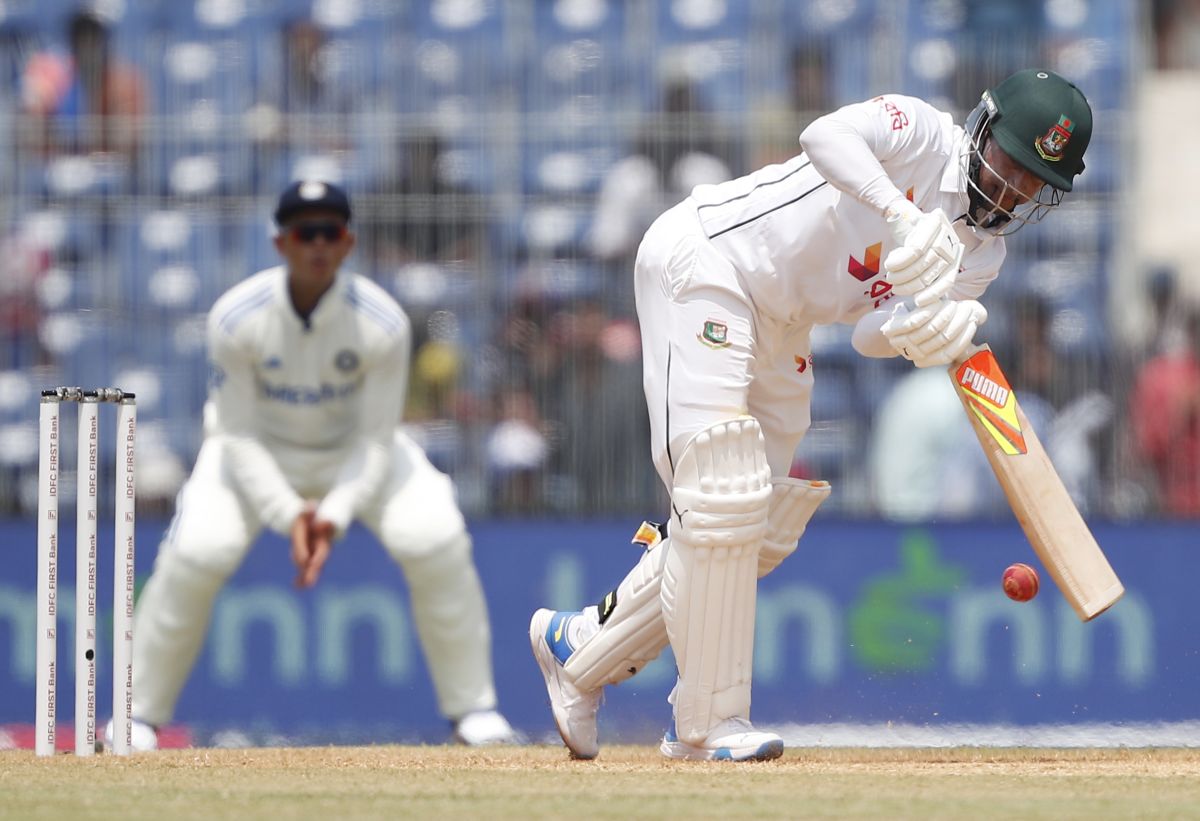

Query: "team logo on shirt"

xmin=1035 ymin=115 xmax=1074 ymax=162
xmin=698 ymin=319 xmax=731 ymax=349
xmin=848 ymin=242 xmax=882 ymax=282
xmin=870 ymin=96 xmax=911 ymax=131
xmin=848 ymin=243 xmax=896 ymax=308
xmin=848 ymin=188 xmax=910 ymax=308
xmin=335 ymin=350 xmax=360 ymax=372
xmin=848 ymin=190 xmax=914 ymax=282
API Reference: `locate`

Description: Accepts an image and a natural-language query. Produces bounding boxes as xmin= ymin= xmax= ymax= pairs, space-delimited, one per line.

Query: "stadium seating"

xmin=0 ymin=0 xmax=1127 ymax=515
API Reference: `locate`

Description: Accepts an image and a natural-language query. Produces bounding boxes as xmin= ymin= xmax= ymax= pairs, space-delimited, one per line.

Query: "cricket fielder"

xmin=531 ymin=69 xmax=1092 ymax=760
xmin=106 ymin=181 xmax=517 ymax=750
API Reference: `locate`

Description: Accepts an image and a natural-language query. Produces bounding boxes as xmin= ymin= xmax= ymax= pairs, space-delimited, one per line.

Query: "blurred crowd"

xmin=0 ymin=0 xmax=1195 ymax=521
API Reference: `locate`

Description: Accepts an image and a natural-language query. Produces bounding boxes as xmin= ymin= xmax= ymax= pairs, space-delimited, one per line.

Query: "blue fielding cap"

xmin=274 ymin=180 xmax=352 ymax=226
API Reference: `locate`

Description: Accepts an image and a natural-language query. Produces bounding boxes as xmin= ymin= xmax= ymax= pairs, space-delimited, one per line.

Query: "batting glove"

xmin=883 ymin=199 xmax=965 ymax=307
xmin=881 ymin=298 xmax=988 ymax=368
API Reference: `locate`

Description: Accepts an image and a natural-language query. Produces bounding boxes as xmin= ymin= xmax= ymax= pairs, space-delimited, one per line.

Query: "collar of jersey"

xmin=277 ymin=266 xmax=347 ymax=330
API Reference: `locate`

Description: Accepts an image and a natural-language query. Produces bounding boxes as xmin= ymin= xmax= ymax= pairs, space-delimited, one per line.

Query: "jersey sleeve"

xmin=207 ymin=308 xmax=306 ymax=534
xmin=314 ymin=308 xmax=411 ymax=534
xmin=851 ymin=307 xmax=901 ymax=359
xmin=799 ymin=94 xmax=948 ymax=214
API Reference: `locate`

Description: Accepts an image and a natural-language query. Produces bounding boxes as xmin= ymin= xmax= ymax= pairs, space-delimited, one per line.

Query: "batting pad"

xmin=564 ymin=537 xmax=670 ymax=691
xmin=757 ymin=477 xmax=832 ymax=577
xmin=563 ymin=464 xmax=819 ymax=696
xmin=662 ymin=417 xmax=771 ymax=744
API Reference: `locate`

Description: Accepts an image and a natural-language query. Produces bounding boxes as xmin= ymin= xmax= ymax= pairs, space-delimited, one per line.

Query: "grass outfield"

xmin=3 ymin=746 xmax=1200 ymax=820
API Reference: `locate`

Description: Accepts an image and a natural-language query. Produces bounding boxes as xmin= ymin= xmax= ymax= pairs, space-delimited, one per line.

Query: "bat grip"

xmin=949 ymin=343 xmax=988 ymax=371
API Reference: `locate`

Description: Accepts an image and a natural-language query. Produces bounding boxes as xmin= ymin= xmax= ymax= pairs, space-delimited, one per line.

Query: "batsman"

xmin=531 ymin=69 xmax=1092 ymax=761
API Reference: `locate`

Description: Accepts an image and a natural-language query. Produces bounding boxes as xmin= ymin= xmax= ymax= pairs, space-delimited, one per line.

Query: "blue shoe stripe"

xmin=712 ymin=740 xmax=783 ymax=762
xmin=544 ymin=611 xmax=579 ymax=665
xmin=665 ymin=730 xmax=784 ymax=761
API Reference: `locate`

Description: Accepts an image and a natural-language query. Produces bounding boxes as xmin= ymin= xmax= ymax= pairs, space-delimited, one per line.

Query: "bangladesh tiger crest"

xmin=1035 ymin=115 xmax=1075 ymax=162
xmin=698 ymin=319 xmax=731 ymax=349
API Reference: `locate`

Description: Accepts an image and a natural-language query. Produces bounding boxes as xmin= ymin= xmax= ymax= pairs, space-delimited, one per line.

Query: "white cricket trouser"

xmin=618 ymin=199 xmax=820 ymax=738
xmin=131 ymin=430 xmax=497 ymax=726
xmin=634 ymin=198 xmax=816 ymax=489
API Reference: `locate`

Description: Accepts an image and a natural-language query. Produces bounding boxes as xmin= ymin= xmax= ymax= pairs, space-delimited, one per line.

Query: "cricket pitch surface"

xmin=4 ymin=746 xmax=1200 ymax=819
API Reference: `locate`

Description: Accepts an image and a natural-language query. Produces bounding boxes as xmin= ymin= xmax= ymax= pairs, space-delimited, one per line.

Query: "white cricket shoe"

xmin=453 ymin=710 xmax=523 ymax=746
xmin=103 ymin=718 xmax=159 ymax=753
xmin=529 ymin=608 xmax=601 ymax=760
xmin=660 ymin=717 xmax=784 ymax=762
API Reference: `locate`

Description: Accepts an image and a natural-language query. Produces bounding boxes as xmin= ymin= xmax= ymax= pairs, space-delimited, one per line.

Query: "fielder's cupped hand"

xmin=881 ymin=298 xmax=987 ymax=368
xmin=883 ymin=199 xmax=964 ymax=307
xmin=290 ymin=502 xmax=335 ymax=589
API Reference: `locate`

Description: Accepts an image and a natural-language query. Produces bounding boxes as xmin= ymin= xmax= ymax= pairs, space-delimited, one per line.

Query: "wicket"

xmin=36 ymin=387 xmax=136 ymax=757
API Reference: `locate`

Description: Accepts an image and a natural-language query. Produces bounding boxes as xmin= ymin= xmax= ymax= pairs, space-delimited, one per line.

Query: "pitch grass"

xmin=4 ymin=746 xmax=1200 ymax=820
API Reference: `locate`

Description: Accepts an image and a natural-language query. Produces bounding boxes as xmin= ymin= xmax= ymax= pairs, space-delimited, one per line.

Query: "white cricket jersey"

xmin=206 ymin=265 xmax=411 ymax=534
xmin=689 ymin=94 xmax=1006 ymax=341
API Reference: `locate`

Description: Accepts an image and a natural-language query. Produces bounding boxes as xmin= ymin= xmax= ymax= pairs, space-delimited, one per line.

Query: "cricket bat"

xmin=949 ymin=345 xmax=1124 ymax=621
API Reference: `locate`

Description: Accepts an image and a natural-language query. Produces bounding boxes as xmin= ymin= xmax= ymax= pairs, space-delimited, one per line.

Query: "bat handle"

xmin=950 ymin=343 xmax=988 ymax=370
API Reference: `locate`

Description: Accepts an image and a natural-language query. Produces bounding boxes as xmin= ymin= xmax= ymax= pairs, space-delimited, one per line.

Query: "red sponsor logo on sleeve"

xmin=883 ymin=100 xmax=909 ymax=131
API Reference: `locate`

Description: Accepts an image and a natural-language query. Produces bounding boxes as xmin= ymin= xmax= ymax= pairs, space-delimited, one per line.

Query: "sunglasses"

xmin=288 ymin=222 xmax=347 ymax=243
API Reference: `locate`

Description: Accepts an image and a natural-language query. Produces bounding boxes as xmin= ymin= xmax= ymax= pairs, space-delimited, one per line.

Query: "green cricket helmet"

xmin=963 ymin=69 xmax=1094 ymax=234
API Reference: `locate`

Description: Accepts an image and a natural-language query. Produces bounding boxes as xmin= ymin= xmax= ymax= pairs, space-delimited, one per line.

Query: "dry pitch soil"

xmin=3 ymin=745 xmax=1200 ymax=819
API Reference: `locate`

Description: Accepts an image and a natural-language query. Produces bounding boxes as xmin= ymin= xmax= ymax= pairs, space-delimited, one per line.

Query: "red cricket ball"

xmin=1002 ymin=562 xmax=1040 ymax=602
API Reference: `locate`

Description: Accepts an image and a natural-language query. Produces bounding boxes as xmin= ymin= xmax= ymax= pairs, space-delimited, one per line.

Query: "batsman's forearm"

xmin=315 ymin=437 xmax=390 ymax=534
xmin=313 ymin=341 xmax=407 ymax=532
xmin=851 ymin=307 xmax=901 ymax=358
xmin=224 ymin=434 xmax=306 ymax=534
xmin=800 ymin=113 xmax=905 ymax=213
